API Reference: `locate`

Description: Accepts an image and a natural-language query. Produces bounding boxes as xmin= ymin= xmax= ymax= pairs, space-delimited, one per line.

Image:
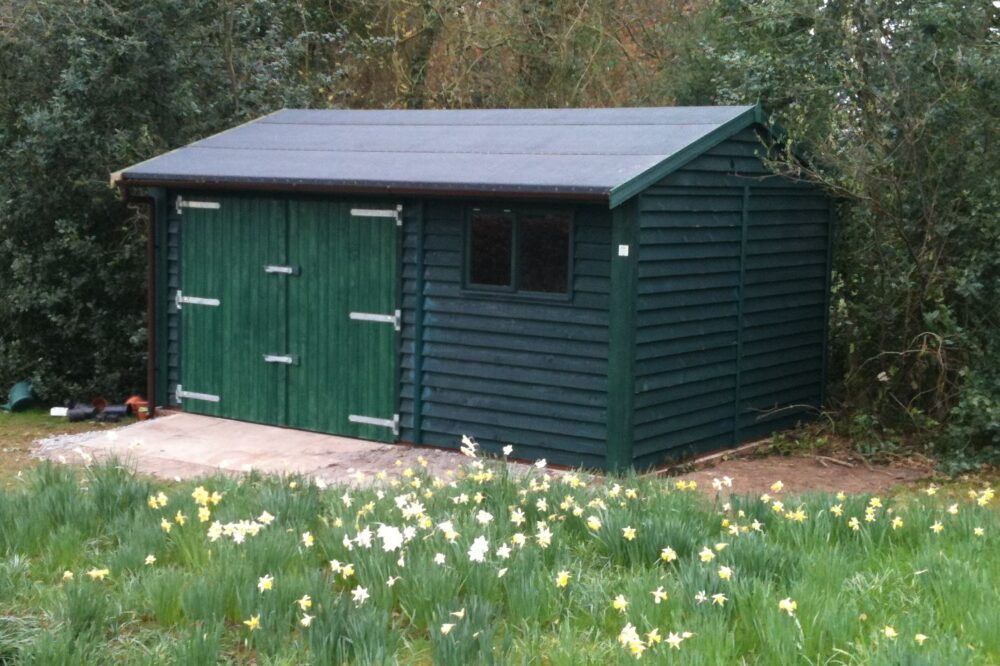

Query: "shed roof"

xmin=115 ymin=105 xmax=765 ymax=207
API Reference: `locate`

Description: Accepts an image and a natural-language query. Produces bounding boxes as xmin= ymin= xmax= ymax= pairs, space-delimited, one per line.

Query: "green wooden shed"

xmin=114 ymin=105 xmax=832 ymax=470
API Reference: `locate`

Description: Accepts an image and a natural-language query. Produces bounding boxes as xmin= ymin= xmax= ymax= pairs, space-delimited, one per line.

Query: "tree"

xmin=0 ymin=0 xmax=328 ymax=400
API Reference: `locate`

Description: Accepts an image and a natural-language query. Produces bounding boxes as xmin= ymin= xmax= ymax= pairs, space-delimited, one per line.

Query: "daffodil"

xmin=883 ymin=626 xmax=898 ymax=640
xmin=612 ymin=594 xmax=629 ymax=613
xmin=296 ymin=595 xmax=312 ymax=611
xmin=930 ymin=521 xmax=944 ymax=534
xmin=661 ymin=546 xmax=677 ymax=562
xmin=555 ymin=570 xmax=571 ymax=588
xmin=86 ymin=568 xmax=110 ymax=581
xmin=144 ymin=554 xmax=156 ymax=565
xmin=914 ymin=633 xmax=928 ymax=645
xmin=778 ymin=597 xmax=797 ymax=616
xmin=718 ymin=566 xmax=733 ymax=580
xmin=300 ymin=614 xmax=314 ymax=627
xmin=699 ymin=547 xmax=715 ymax=562
xmin=468 ymin=536 xmax=489 ymax=562
xmin=666 ymin=632 xmax=684 ymax=649
xmin=440 ymin=622 xmax=455 ymax=635
xmin=651 ymin=586 xmax=668 ymax=604
xmin=622 ymin=526 xmax=637 ymax=541
xmin=586 ymin=515 xmax=602 ymax=531
xmin=191 ymin=486 xmax=209 ymax=505
xmin=258 ymin=574 xmax=274 ymax=592
xmin=618 ymin=622 xmax=641 ymax=648
xmin=891 ymin=517 xmax=903 ymax=530
xmin=711 ymin=593 xmax=727 ymax=606
xmin=771 ymin=480 xmax=784 ymax=493
xmin=301 ymin=531 xmax=314 ymax=548
xmin=243 ymin=614 xmax=260 ymax=631
xmin=351 ymin=585 xmax=369 ymax=606
xmin=974 ymin=527 xmax=985 ymax=537
xmin=62 ymin=570 xmax=73 ymax=581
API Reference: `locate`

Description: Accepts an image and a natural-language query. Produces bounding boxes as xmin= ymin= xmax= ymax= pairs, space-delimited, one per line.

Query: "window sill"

xmin=458 ymin=287 xmax=575 ymax=305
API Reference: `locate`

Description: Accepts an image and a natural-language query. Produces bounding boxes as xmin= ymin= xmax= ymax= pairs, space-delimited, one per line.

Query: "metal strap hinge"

xmin=350 ymin=204 xmax=403 ymax=226
xmin=176 ymin=384 xmax=220 ymax=403
xmin=176 ymin=290 xmax=220 ymax=309
xmin=263 ymin=354 xmax=297 ymax=365
xmin=349 ymin=413 xmax=399 ymax=436
xmin=176 ymin=196 xmax=221 ymax=215
xmin=349 ymin=309 xmax=401 ymax=332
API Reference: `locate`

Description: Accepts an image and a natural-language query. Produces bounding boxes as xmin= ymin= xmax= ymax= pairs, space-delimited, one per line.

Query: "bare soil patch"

xmin=670 ymin=453 xmax=931 ymax=496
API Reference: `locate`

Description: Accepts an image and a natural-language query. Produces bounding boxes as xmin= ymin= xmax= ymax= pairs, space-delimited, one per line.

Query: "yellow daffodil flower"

xmin=555 ymin=571 xmax=571 ymax=588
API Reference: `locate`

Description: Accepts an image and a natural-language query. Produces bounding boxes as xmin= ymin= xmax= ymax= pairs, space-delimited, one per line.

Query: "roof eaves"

xmin=113 ymin=173 xmax=611 ymax=203
xmin=607 ymin=105 xmax=767 ymax=209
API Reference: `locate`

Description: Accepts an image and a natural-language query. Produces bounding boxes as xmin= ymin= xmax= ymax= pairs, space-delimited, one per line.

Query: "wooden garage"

xmin=114 ymin=105 xmax=833 ymax=470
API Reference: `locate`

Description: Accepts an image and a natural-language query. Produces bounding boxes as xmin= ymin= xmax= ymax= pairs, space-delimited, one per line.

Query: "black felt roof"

xmin=115 ymin=106 xmax=762 ymax=206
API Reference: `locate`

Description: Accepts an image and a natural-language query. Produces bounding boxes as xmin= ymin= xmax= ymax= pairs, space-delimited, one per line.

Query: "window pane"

xmin=469 ymin=212 xmax=513 ymax=287
xmin=518 ymin=213 xmax=570 ymax=293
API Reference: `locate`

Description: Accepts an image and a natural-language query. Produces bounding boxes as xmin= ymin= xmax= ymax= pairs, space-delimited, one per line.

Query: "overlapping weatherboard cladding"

xmin=400 ymin=201 xmax=612 ymax=469
xmin=632 ymin=127 xmax=830 ymax=468
xmin=155 ymin=191 xmax=182 ymax=407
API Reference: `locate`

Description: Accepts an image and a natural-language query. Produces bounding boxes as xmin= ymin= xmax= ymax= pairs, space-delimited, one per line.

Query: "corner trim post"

xmin=607 ymin=199 xmax=639 ymax=472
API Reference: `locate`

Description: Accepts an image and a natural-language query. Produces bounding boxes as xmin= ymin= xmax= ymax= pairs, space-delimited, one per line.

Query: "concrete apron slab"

xmin=33 ymin=413 xmax=500 ymax=484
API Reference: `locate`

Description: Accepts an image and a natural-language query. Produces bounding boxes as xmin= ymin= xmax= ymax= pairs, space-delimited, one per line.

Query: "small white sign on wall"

xmin=617 ymin=244 xmax=630 ymax=257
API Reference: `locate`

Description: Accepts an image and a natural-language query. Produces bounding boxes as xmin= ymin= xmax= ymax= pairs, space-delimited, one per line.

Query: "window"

xmin=468 ymin=213 xmax=513 ymax=287
xmin=466 ymin=209 xmax=571 ymax=295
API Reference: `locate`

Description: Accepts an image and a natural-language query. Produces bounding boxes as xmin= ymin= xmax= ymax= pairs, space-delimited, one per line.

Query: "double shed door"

xmin=178 ymin=195 xmax=400 ymax=442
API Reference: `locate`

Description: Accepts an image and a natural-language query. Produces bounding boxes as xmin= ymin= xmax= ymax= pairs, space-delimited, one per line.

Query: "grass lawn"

xmin=0 ymin=409 xmax=128 ymax=489
xmin=0 ymin=439 xmax=997 ymax=665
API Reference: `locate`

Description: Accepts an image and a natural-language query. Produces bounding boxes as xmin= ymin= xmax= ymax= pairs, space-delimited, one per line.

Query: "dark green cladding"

xmin=631 ymin=128 xmax=830 ymax=468
xmin=175 ymin=194 xmax=398 ymax=441
xmin=399 ymin=201 xmax=611 ymax=468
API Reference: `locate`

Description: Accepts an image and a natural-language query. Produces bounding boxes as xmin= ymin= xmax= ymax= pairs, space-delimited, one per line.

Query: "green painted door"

xmin=179 ymin=196 xmax=288 ymax=424
xmin=287 ymin=201 xmax=400 ymax=441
